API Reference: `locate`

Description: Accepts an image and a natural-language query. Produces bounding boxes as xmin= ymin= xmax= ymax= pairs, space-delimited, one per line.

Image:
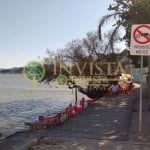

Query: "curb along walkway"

xmin=129 ymin=82 xmax=150 ymax=143
xmin=1 ymin=87 xmax=150 ymax=150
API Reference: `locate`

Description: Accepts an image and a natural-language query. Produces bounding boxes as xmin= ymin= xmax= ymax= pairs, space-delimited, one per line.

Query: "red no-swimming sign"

xmin=130 ymin=24 xmax=150 ymax=55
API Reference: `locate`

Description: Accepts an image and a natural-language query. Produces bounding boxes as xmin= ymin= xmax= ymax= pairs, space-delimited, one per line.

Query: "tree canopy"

xmin=99 ymin=0 xmax=150 ymax=49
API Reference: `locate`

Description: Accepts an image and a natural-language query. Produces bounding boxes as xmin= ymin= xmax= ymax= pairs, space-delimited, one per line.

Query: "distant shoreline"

xmin=0 ymin=67 xmax=23 ymax=74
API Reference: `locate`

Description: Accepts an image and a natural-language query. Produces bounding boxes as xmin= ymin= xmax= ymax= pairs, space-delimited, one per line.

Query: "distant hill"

xmin=0 ymin=67 xmax=23 ymax=74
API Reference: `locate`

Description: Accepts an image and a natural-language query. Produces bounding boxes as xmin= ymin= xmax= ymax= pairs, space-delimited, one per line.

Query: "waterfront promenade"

xmin=1 ymin=84 xmax=150 ymax=150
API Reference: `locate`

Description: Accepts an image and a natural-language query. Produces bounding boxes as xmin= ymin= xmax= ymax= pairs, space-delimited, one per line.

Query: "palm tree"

xmin=98 ymin=0 xmax=150 ymax=52
xmin=98 ymin=12 xmax=122 ymax=52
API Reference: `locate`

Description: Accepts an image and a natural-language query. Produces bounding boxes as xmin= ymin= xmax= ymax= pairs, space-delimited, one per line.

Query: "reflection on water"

xmin=0 ymin=74 xmax=88 ymax=137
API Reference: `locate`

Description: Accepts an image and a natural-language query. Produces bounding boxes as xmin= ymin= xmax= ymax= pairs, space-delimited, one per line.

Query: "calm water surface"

xmin=0 ymin=74 xmax=87 ymax=137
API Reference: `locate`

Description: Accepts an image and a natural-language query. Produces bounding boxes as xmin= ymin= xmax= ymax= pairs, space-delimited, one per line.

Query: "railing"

xmin=24 ymin=98 xmax=96 ymax=130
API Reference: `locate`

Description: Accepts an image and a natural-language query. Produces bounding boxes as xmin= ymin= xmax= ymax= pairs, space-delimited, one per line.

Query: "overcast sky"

xmin=0 ymin=0 xmax=121 ymax=68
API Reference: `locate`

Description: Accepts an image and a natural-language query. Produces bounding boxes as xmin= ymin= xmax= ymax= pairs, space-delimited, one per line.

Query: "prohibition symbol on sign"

xmin=133 ymin=25 xmax=150 ymax=44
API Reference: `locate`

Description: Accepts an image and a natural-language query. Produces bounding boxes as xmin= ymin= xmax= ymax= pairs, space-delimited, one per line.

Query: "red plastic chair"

xmin=66 ymin=104 xmax=76 ymax=119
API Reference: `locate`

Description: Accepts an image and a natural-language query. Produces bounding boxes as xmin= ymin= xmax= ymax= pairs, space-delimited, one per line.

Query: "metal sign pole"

xmin=139 ymin=55 xmax=143 ymax=132
xmin=130 ymin=24 xmax=150 ymax=134
xmin=75 ymin=86 xmax=78 ymax=105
